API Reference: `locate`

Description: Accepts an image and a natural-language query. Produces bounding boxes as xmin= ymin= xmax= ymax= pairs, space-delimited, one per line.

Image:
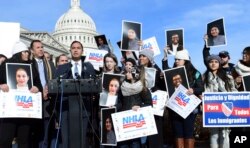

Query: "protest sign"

xmin=151 ymin=90 xmax=168 ymax=116
xmin=0 ymin=90 xmax=42 ymax=119
xmin=203 ymin=92 xmax=250 ymax=127
xmin=167 ymin=84 xmax=201 ymax=119
xmin=111 ymin=106 xmax=157 ymax=142
xmin=84 ymin=48 xmax=108 ymax=70
xmin=142 ymin=36 xmax=160 ymax=56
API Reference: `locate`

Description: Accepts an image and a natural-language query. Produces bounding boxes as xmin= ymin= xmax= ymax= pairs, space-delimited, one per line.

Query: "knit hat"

xmin=175 ymin=49 xmax=190 ymax=61
xmin=139 ymin=49 xmax=154 ymax=63
xmin=12 ymin=41 xmax=29 ymax=55
xmin=125 ymin=58 xmax=136 ymax=66
xmin=219 ymin=50 xmax=230 ymax=58
xmin=206 ymin=54 xmax=221 ymax=64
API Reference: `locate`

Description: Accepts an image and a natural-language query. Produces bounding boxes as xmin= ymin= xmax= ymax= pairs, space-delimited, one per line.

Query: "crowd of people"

xmin=0 ymin=36 xmax=249 ymax=148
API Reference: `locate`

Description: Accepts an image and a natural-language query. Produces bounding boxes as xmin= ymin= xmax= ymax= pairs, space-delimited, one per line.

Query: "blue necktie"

xmin=38 ymin=60 xmax=46 ymax=87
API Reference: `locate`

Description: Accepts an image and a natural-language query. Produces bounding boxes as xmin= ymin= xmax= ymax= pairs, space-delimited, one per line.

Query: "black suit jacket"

xmin=55 ymin=57 xmax=96 ymax=114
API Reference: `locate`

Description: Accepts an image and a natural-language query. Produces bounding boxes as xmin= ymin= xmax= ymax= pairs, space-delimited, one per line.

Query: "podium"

xmin=48 ymin=78 xmax=102 ymax=148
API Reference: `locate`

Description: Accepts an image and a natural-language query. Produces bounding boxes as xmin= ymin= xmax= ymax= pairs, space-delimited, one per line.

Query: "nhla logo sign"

xmin=15 ymin=95 xmax=33 ymax=108
xmin=234 ymin=136 xmax=247 ymax=143
xmin=122 ymin=114 xmax=145 ymax=129
xmin=175 ymin=91 xmax=190 ymax=107
xmin=89 ymin=52 xmax=103 ymax=61
xmin=152 ymin=95 xmax=157 ymax=105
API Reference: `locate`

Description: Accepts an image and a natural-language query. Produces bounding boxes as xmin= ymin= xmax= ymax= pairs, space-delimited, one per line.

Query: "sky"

xmin=0 ymin=0 xmax=250 ymax=73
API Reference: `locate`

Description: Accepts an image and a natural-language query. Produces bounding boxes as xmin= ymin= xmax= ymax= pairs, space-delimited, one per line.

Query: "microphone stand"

xmin=74 ymin=72 xmax=83 ymax=148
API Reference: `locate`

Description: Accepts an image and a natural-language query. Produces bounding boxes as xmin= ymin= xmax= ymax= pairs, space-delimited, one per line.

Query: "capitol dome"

xmin=53 ymin=0 xmax=98 ymax=50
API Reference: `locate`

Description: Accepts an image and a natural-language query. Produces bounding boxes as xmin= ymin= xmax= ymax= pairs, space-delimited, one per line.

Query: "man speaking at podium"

xmin=56 ymin=40 xmax=96 ymax=148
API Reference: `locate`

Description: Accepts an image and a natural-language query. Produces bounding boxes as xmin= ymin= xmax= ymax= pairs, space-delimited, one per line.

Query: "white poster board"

xmin=151 ymin=90 xmax=168 ymax=116
xmin=145 ymin=67 xmax=156 ymax=89
xmin=84 ymin=48 xmax=108 ymax=70
xmin=111 ymin=106 xmax=157 ymax=142
xmin=0 ymin=90 xmax=42 ymax=119
xmin=166 ymin=84 xmax=201 ymax=119
xmin=0 ymin=22 xmax=20 ymax=58
xmin=142 ymin=36 xmax=160 ymax=57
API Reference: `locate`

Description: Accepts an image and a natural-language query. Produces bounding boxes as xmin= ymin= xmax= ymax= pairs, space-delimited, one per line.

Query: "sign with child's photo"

xmin=6 ymin=63 xmax=33 ymax=90
xmin=101 ymin=107 xmax=117 ymax=146
xmin=99 ymin=74 xmax=125 ymax=107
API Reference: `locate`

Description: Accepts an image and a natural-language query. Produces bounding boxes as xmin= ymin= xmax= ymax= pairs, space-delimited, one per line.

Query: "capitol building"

xmin=21 ymin=0 xmax=98 ymax=57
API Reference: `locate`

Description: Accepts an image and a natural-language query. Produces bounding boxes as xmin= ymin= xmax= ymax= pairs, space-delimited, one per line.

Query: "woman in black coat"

xmin=0 ymin=41 xmax=42 ymax=148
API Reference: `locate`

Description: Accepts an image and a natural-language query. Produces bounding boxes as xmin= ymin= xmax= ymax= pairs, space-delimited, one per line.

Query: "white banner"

xmin=0 ymin=22 xmax=20 ymax=58
xmin=84 ymin=49 xmax=108 ymax=70
xmin=0 ymin=90 xmax=42 ymax=119
xmin=111 ymin=106 xmax=157 ymax=142
xmin=166 ymin=84 xmax=201 ymax=119
xmin=142 ymin=36 xmax=160 ymax=57
xmin=151 ymin=90 xmax=168 ymax=116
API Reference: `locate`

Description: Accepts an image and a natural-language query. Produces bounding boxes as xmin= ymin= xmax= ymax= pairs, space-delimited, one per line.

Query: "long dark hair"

xmin=204 ymin=62 xmax=232 ymax=91
xmin=9 ymin=52 xmax=30 ymax=64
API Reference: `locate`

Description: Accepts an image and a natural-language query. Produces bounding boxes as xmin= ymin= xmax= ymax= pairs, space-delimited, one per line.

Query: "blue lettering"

xmin=89 ymin=52 xmax=103 ymax=58
xmin=122 ymin=114 xmax=145 ymax=124
xmin=152 ymin=95 xmax=157 ymax=101
xmin=15 ymin=95 xmax=33 ymax=103
xmin=143 ymin=43 xmax=152 ymax=49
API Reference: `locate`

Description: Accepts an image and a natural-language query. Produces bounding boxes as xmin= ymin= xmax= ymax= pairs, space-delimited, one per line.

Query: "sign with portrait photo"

xmin=206 ymin=18 xmax=227 ymax=47
xmin=165 ymin=28 xmax=184 ymax=56
xmin=167 ymin=84 xmax=201 ymax=119
xmin=163 ymin=66 xmax=189 ymax=98
xmin=121 ymin=20 xmax=142 ymax=51
xmin=111 ymin=106 xmax=157 ymax=142
xmin=242 ymin=74 xmax=250 ymax=91
xmin=0 ymin=90 xmax=42 ymax=119
xmin=94 ymin=34 xmax=110 ymax=52
xmin=101 ymin=107 xmax=117 ymax=146
xmin=99 ymin=74 xmax=125 ymax=107
xmin=6 ymin=63 xmax=33 ymax=90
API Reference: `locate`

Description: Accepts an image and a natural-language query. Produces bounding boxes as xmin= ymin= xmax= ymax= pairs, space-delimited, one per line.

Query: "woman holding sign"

xmin=119 ymin=64 xmax=152 ymax=148
xmin=204 ymin=54 xmax=237 ymax=148
xmin=162 ymin=48 xmax=204 ymax=148
xmin=0 ymin=41 xmax=42 ymax=148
